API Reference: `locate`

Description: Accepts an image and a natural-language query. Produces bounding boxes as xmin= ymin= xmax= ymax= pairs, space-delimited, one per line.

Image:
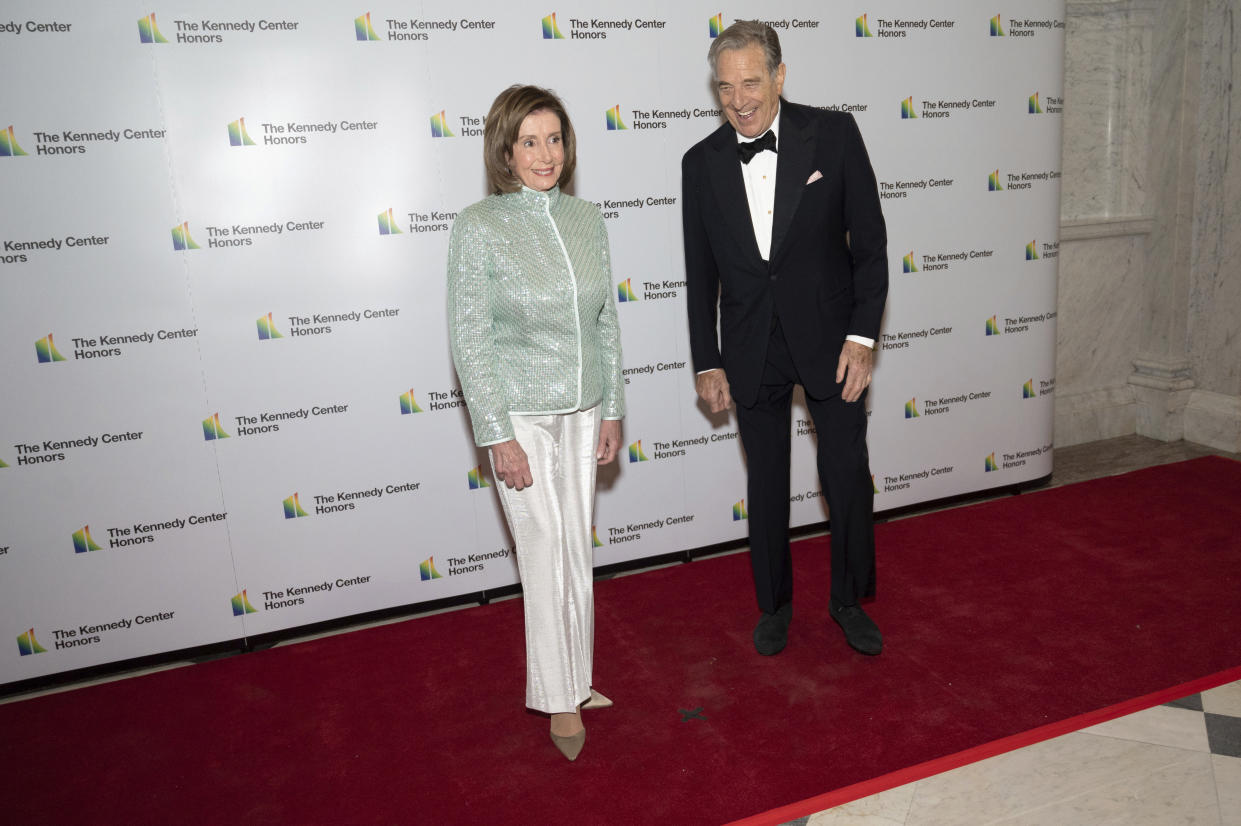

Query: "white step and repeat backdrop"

xmin=1 ymin=2 xmax=1064 ymax=684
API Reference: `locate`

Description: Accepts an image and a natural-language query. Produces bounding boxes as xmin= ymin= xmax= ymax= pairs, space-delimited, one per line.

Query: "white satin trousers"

xmin=492 ymin=406 xmax=600 ymax=714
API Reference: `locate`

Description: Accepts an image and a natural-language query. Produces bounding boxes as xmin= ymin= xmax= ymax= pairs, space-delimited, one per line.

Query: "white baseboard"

xmin=1054 ymin=386 xmax=1137 ymax=447
xmin=1184 ymin=390 xmax=1241 ymax=452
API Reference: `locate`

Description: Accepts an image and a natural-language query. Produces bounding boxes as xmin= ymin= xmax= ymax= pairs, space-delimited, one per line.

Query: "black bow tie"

xmin=738 ymin=130 xmax=777 ymax=164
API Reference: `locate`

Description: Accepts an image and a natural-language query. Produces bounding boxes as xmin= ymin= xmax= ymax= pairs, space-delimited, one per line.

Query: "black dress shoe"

xmin=829 ymin=600 xmax=882 ymax=655
xmin=753 ymin=602 xmax=793 ymax=656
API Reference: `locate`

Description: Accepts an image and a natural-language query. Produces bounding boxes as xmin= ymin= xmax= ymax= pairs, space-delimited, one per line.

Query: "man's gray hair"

xmin=707 ymin=20 xmax=782 ymax=79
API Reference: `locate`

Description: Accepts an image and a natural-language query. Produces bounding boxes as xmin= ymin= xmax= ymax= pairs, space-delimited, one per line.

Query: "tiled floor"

xmin=789 ymin=436 xmax=1241 ymax=826
xmin=794 ymin=685 xmax=1241 ymax=825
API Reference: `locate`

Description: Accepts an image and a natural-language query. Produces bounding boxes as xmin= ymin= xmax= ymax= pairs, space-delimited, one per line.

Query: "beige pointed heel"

xmin=550 ymin=728 xmax=585 ymax=761
xmin=581 ymin=688 xmax=613 ymax=709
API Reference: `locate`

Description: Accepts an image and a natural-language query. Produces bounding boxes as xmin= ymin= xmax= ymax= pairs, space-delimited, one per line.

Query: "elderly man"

xmin=682 ymin=20 xmax=888 ymax=656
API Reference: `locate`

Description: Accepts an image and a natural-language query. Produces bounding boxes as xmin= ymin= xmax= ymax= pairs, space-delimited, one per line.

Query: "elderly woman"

xmin=446 ymin=85 xmax=625 ymax=761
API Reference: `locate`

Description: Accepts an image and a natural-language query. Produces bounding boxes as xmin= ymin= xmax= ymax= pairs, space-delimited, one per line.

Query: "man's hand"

xmin=836 ymin=341 xmax=874 ymax=403
xmin=695 ymin=369 xmax=733 ymax=413
xmin=491 ymin=439 xmax=533 ymax=490
xmin=597 ymin=420 xmax=621 ymax=465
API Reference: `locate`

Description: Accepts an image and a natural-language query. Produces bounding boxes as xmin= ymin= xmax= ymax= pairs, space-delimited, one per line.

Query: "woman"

xmin=446 ymin=85 xmax=625 ymax=761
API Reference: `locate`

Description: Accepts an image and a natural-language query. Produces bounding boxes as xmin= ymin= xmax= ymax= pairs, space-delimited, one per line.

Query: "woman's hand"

xmin=491 ymin=439 xmax=533 ymax=490
xmin=597 ymin=420 xmax=621 ymax=465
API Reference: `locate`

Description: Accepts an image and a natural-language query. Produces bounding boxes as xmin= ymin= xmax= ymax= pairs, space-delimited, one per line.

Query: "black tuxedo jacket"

xmin=682 ymin=101 xmax=888 ymax=407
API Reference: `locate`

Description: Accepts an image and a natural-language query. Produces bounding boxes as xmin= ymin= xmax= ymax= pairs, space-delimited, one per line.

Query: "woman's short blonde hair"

xmin=483 ymin=85 xmax=576 ymax=195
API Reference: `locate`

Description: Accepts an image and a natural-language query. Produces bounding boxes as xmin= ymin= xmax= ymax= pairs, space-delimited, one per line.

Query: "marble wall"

xmin=1057 ymin=0 xmax=1241 ymax=451
xmin=1189 ymin=1 xmax=1241 ymax=395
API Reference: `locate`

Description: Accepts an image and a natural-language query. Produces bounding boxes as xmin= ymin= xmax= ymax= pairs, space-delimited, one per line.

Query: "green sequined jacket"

xmin=447 ymin=186 xmax=625 ymax=447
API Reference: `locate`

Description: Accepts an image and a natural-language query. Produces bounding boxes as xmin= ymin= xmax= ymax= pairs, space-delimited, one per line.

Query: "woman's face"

xmin=507 ymin=109 xmax=564 ymax=191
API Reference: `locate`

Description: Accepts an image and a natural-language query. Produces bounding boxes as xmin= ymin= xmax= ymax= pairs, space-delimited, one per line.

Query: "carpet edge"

xmin=728 ymin=662 xmax=1241 ymax=826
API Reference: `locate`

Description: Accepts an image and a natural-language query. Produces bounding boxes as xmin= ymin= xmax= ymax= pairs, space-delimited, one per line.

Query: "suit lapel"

xmin=704 ymin=127 xmax=765 ymax=265
xmin=770 ymin=102 xmax=814 ymax=265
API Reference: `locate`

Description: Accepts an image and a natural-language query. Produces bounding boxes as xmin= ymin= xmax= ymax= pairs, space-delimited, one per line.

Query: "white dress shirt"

xmin=739 ymin=119 xmax=779 ymax=262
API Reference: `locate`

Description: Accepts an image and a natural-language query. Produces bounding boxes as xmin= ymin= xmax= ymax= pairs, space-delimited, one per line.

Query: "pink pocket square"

xmin=806 ymin=170 xmax=823 ymax=185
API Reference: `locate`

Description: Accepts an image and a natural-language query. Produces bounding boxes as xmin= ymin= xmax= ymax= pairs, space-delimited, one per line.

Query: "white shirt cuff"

xmin=698 ymin=334 xmax=875 ymax=375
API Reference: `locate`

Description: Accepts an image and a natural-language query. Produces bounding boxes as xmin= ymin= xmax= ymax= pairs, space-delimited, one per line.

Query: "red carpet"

xmin=4 ymin=457 xmax=1241 ymax=825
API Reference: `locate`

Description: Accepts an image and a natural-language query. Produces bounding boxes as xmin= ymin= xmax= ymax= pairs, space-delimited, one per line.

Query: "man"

xmin=682 ymin=21 xmax=887 ymax=657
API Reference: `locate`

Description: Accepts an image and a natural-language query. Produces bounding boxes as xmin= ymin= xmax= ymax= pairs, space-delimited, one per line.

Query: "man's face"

xmin=715 ymin=44 xmax=786 ymax=138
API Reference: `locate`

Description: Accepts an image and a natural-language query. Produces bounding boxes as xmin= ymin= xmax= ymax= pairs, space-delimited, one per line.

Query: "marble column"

xmin=1126 ymin=0 xmax=1199 ymax=441
xmin=1184 ymin=0 xmax=1241 ymax=450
